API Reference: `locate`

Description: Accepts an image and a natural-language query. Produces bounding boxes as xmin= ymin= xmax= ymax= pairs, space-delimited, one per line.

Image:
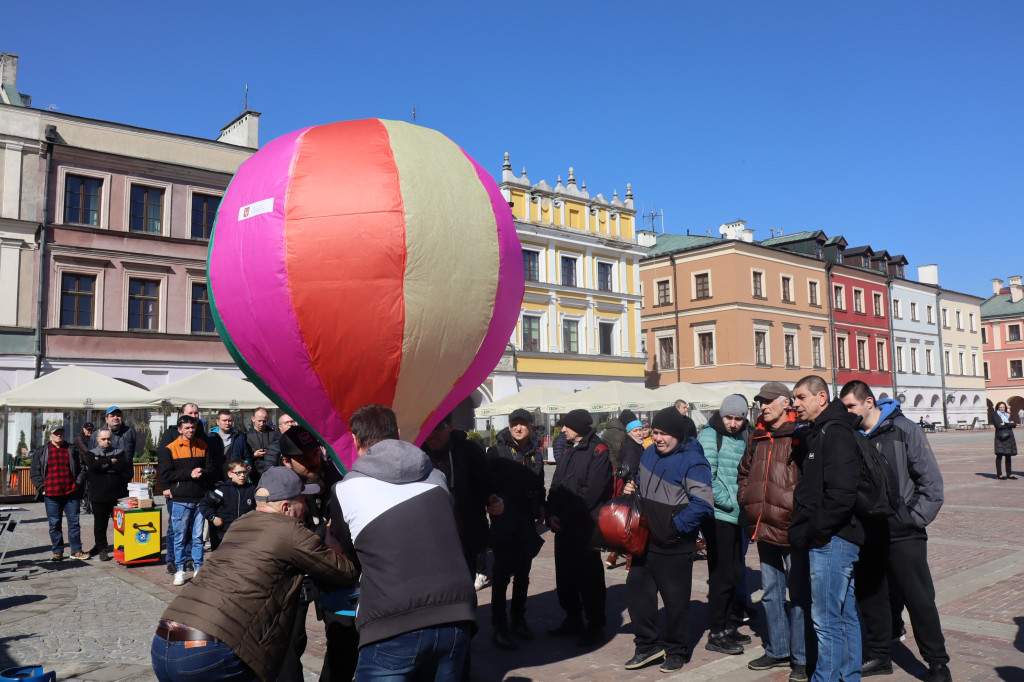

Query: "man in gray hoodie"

xmin=331 ymin=405 xmax=476 ymax=681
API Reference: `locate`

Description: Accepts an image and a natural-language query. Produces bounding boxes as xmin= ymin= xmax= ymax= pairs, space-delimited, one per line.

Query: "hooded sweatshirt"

xmin=331 ymin=439 xmax=476 ymax=648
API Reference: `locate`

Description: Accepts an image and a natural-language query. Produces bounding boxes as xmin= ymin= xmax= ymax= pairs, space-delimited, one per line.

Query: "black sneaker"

xmin=99 ymin=549 xmax=112 ymax=562
xmin=789 ymin=664 xmax=809 ymax=682
xmin=624 ymin=648 xmax=665 ymax=670
xmin=184 ymin=560 xmax=194 ymax=572
xmin=492 ymin=625 xmax=518 ymax=651
xmin=724 ymin=629 xmax=752 ymax=645
xmin=748 ymin=653 xmax=791 ymax=670
xmin=660 ymin=654 xmax=686 ymax=673
xmin=166 ymin=562 xmax=177 ymax=575
xmin=509 ymin=619 xmax=534 ymax=640
xmin=705 ymin=631 xmax=743 ymax=655
xmin=925 ymin=663 xmax=952 ymax=682
xmin=546 ymin=618 xmax=585 ymax=637
xmin=862 ymin=657 xmax=893 ymax=676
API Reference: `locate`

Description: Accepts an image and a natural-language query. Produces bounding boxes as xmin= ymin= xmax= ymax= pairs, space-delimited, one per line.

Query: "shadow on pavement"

xmin=0 ymin=594 xmax=45 ymax=610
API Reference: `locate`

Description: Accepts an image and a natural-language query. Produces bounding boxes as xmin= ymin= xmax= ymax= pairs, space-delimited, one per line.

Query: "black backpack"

xmin=824 ymin=423 xmax=899 ymax=519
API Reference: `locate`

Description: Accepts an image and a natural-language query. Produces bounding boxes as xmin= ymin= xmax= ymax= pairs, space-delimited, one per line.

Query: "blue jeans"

xmin=44 ymin=494 xmax=82 ymax=554
xmin=809 ymin=536 xmax=860 ymax=681
xmin=151 ymin=635 xmax=257 ymax=681
xmin=164 ymin=499 xmax=194 ymax=567
xmin=354 ymin=622 xmax=471 ymax=681
xmin=170 ymin=501 xmax=204 ymax=570
xmin=758 ymin=541 xmax=810 ymax=665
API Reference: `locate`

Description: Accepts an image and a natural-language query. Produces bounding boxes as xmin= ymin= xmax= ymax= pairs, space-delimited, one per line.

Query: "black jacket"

xmin=246 ymin=427 xmax=275 ymax=476
xmin=789 ymin=399 xmax=864 ymax=548
xmin=546 ymin=428 xmax=613 ymax=542
xmin=89 ymin=423 xmax=138 ymax=458
xmin=486 ymin=428 xmax=545 ymax=552
xmin=157 ymin=436 xmax=215 ymax=503
xmin=198 ymin=480 xmax=256 ymax=530
xmin=616 ymin=436 xmax=645 ymax=482
xmin=83 ymin=445 xmax=132 ymax=503
xmin=993 ymin=412 xmax=1018 ymax=456
xmin=29 ymin=440 xmax=87 ymax=495
xmin=424 ymin=430 xmax=497 ymax=558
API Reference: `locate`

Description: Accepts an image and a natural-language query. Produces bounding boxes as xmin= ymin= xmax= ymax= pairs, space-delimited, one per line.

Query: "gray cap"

xmin=255 ymin=466 xmax=320 ymax=502
xmin=754 ymin=381 xmax=791 ymax=403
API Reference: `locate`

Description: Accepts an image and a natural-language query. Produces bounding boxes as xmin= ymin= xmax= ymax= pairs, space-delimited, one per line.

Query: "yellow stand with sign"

xmin=113 ymin=506 xmax=162 ymax=565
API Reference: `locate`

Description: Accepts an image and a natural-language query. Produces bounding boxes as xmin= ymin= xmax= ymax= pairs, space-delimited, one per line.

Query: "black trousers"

xmin=996 ymin=455 xmax=1014 ymax=476
xmin=626 ymin=549 xmax=695 ymax=658
xmin=855 ymin=536 xmax=949 ymax=666
xmin=553 ymin=533 xmax=605 ymax=627
xmin=319 ymin=619 xmax=359 ymax=682
xmin=491 ymin=544 xmax=533 ymax=625
xmin=91 ymin=499 xmax=117 ymax=551
xmin=703 ymin=519 xmax=744 ymax=633
xmin=277 ymin=581 xmax=311 ymax=682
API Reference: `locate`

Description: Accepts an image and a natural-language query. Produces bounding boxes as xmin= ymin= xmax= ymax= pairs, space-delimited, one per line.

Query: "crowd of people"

xmin=27 ymin=373 xmax=973 ymax=681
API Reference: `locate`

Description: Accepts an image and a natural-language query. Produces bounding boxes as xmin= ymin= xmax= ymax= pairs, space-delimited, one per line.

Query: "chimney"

xmin=917 ymin=264 xmax=939 ymax=285
xmin=1010 ymin=276 xmax=1023 ymax=303
xmin=741 ymin=228 xmax=755 ymax=243
xmin=217 ymin=110 xmax=261 ymax=149
xmin=992 ymin=278 xmax=1004 ymax=295
xmin=0 ymin=53 xmax=17 ymax=86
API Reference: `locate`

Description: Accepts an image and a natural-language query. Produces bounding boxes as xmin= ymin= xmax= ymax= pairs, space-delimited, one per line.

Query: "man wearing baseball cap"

xmin=152 ymin=467 xmax=357 ymax=682
xmin=30 ymin=424 xmax=88 ymax=561
xmin=89 ymin=406 xmax=138 ymax=459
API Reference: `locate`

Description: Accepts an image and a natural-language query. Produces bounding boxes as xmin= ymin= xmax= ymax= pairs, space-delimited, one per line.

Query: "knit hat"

xmin=618 ymin=409 xmax=637 ymax=426
xmin=509 ymin=408 xmax=534 ymax=425
xmin=719 ymin=394 xmax=749 ymax=419
xmin=651 ymin=407 xmax=696 ymax=441
xmin=562 ymin=409 xmax=593 ymax=435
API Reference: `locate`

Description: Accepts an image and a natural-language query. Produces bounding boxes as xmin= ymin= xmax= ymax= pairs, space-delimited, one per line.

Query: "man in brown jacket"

xmin=150 ymin=467 xmax=357 ymax=682
xmin=736 ymin=382 xmax=811 ymax=682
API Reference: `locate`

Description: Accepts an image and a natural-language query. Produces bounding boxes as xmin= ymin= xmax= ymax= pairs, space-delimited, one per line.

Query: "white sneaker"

xmin=173 ymin=570 xmax=186 ymax=586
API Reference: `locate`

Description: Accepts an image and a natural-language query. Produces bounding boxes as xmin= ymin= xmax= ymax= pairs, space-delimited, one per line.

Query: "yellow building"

xmin=484 ymin=154 xmax=647 ymax=410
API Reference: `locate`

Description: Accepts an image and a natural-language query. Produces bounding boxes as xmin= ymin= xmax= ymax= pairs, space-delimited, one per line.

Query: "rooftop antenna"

xmin=769 ymin=227 xmax=776 ymax=238
xmin=642 ymin=205 xmax=664 ymax=234
xmin=243 ymin=84 xmax=248 ymax=111
xmin=411 ymin=106 xmax=416 ymax=122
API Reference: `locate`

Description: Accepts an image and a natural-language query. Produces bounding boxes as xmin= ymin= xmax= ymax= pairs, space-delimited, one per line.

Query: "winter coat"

xmin=206 ymin=429 xmax=253 ymax=481
xmin=246 ymin=428 xmax=275 ymax=476
xmin=424 ymin=430 xmax=497 ymax=558
xmin=601 ymin=418 xmax=628 ymax=469
xmin=552 ymin=434 xmax=568 ymax=463
xmin=697 ymin=412 xmax=749 ymax=526
xmin=993 ymin=411 xmax=1018 ymax=456
xmin=198 ymin=480 xmax=257 ymax=530
xmin=617 ymin=435 xmax=645 ymax=482
xmin=636 ymin=437 xmax=713 ymax=553
xmin=161 ymin=510 xmax=356 ymax=681
xmin=157 ymin=436 xmax=215 ymax=503
xmin=29 ymin=440 xmax=87 ymax=495
xmin=89 ymin=423 xmax=137 ymax=458
xmin=789 ymin=399 xmax=864 ymax=549
xmin=83 ymin=445 xmax=132 ymax=503
xmin=487 ymin=428 xmax=545 ymax=554
xmin=862 ymin=399 xmax=944 ymax=542
xmin=546 ymin=428 xmax=613 ymax=543
xmin=737 ymin=412 xmax=799 ymax=547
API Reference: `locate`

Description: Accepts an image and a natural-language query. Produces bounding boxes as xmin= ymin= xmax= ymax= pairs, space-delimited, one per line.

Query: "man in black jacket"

xmin=158 ymin=403 xmax=205 ymax=575
xmin=486 ymin=408 xmax=545 ymax=650
xmin=840 ymin=381 xmax=951 ymax=682
xmin=89 ymin=406 xmax=137 ymax=458
xmin=790 ymin=375 xmax=863 ymax=682
xmin=245 ymin=407 xmax=274 ymax=481
xmin=545 ymin=408 xmax=613 ymax=646
xmin=84 ymin=428 xmax=132 ymax=561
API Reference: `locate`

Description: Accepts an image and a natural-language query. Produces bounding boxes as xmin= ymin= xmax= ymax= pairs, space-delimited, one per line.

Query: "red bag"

xmin=594 ymin=492 xmax=649 ymax=556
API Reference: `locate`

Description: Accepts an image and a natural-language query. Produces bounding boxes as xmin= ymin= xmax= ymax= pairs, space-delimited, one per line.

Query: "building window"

xmin=560 ymin=256 xmax=577 ymax=287
xmin=910 ymin=347 xmax=918 ymax=373
xmin=834 ymin=285 xmax=845 ymax=310
xmin=698 ymin=332 xmax=715 ymax=365
xmin=873 ymin=292 xmax=883 ymax=317
xmin=926 ymin=349 xmax=933 ymax=374
xmin=958 ymin=351 xmax=965 ymax=375
xmin=191 ymin=193 xmax=220 ymax=240
xmin=60 ymin=274 xmax=95 ymax=328
xmin=694 ymin=273 xmax=711 ymax=299
xmin=522 ymin=251 xmax=540 ymax=282
xmin=1009 ymin=324 xmax=1021 ymax=342
xmin=521 ymin=315 xmax=541 ymax=352
xmin=191 ymin=283 xmax=215 ymax=333
xmin=876 ymin=341 xmax=886 ymax=371
xmin=969 ymin=312 xmax=976 ymax=332
xmin=127 ymin=278 xmax=159 ymax=331
xmin=781 ymin=276 xmax=793 ymax=303
xmin=658 ymin=337 xmax=675 ymax=369
xmin=982 ymin=328 xmax=988 ymax=344
xmin=896 ymin=346 xmax=904 ymax=373
xmin=1011 ymin=360 xmax=1023 ymax=379
xmin=562 ymin=319 xmax=579 ymax=353
xmin=598 ymin=322 xmax=615 ymax=355
xmin=812 ymin=336 xmax=824 ymax=368
xmin=941 ymin=308 xmax=949 ymax=328
xmin=64 ymin=175 xmax=102 ymax=226
xmin=837 ymin=337 xmax=847 ymax=368
xmin=892 ymin=299 xmax=901 ymax=318
xmin=910 ymin=301 xmax=918 ymax=321
xmin=129 ymin=185 xmax=164 ymax=234
xmin=752 ymin=271 xmax=764 ymax=298
xmin=597 ymin=263 xmax=613 ymax=292
xmin=926 ymin=305 xmax=934 ymax=324
xmin=809 ymin=281 xmax=819 ymax=306
xmin=862 ymin=255 xmax=871 ymax=268
xmin=854 ymin=290 xmax=864 ymax=314
xmin=955 ymin=310 xmax=963 ymax=330
xmin=857 ymin=339 xmax=867 ymax=369
xmin=815 ymin=242 xmax=824 ymax=259
xmin=785 ymin=334 xmax=797 ymax=367
xmin=984 ymin=361 xmax=990 ymax=380
xmin=755 ymin=331 xmax=768 ymax=365
xmin=971 ymin=353 xmax=978 ymax=376
xmin=944 ymin=350 xmax=951 ymax=374
xmin=657 ymin=280 xmax=671 ymax=306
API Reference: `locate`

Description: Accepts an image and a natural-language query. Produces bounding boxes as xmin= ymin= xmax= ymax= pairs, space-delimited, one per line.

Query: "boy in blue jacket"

xmin=198 ymin=459 xmax=256 ymax=550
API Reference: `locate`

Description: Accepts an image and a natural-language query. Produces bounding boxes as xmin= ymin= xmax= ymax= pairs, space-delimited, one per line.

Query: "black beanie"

xmin=618 ymin=409 xmax=637 ymax=425
xmin=652 ymin=406 xmax=697 ymax=442
xmin=562 ymin=409 xmax=593 ymax=435
xmin=509 ymin=408 xmax=533 ymax=425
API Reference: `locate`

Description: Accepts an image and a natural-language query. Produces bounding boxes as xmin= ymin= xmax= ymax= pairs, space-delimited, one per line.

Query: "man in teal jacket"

xmin=698 ymin=394 xmax=752 ymax=656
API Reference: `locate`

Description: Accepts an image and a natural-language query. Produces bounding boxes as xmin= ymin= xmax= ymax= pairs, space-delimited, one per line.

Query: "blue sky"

xmin=4 ymin=1 xmax=1020 ymax=298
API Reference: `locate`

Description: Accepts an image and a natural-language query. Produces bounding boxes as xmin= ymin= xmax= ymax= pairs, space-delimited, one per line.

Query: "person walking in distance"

xmin=992 ymin=401 xmax=1017 ymax=480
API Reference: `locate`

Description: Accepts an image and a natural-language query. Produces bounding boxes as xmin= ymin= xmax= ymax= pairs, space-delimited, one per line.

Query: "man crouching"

xmin=151 ymin=467 xmax=358 ymax=681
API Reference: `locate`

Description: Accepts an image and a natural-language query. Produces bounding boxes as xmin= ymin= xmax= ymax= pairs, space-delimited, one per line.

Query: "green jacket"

xmin=697 ymin=413 xmax=749 ymax=526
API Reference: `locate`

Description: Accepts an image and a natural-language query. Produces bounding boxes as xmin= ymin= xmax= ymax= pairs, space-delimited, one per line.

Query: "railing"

xmin=8 ymin=463 xmax=162 ymax=498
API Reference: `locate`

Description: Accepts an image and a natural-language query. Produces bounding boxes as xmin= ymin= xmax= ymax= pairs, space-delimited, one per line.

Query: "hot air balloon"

xmin=207 ymin=119 xmax=524 ymax=472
